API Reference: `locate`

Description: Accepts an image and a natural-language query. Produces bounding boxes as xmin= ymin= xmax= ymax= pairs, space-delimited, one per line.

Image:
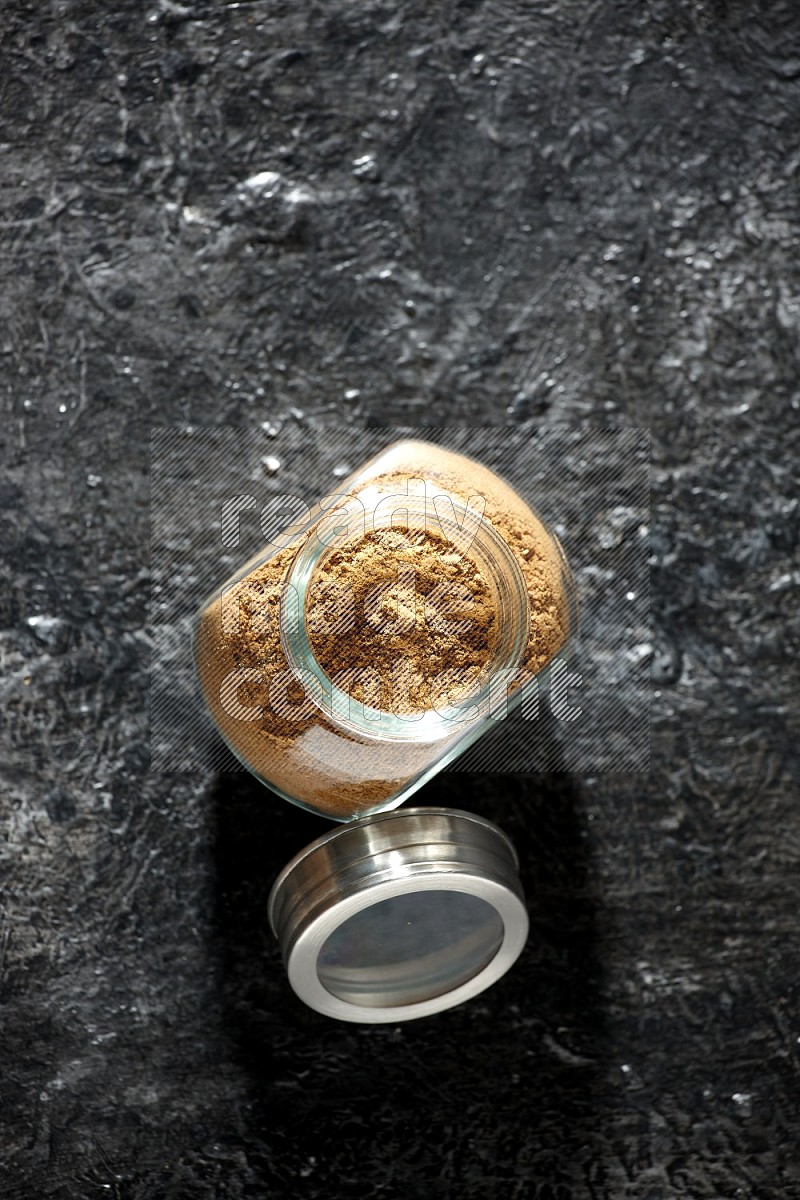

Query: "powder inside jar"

xmin=195 ymin=442 xmax=571 ymax=819
xmin=305 ymin=526 xmax=499 ymax=714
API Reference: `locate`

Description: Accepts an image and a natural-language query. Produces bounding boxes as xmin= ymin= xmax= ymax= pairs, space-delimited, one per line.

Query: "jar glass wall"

xmin=194 ymin=439 xmax=577 ymax=821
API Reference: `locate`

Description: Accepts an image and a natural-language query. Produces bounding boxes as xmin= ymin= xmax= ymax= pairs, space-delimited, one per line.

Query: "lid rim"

xmin=267 ymin=805 xmax=519 ymax=933
xmin=285 ymin=871 xmax=528 ymax=1023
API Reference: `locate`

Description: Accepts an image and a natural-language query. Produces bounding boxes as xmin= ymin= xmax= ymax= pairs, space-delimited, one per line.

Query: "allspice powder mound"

xmin=305 ymin=526 xmax=498 ymax=714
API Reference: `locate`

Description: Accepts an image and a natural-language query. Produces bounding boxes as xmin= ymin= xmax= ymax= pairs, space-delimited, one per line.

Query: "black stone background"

xmin=2 ymin=1 xmax=799 ymax=1197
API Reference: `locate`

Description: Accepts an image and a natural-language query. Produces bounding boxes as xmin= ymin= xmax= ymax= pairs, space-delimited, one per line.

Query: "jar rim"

xmin=279 ymin=487 xmax=532 ymax=743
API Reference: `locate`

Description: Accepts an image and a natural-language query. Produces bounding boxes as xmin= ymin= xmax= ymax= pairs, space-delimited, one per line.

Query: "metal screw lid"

xmin=268 ymin=806 xmax=529 ymax=1023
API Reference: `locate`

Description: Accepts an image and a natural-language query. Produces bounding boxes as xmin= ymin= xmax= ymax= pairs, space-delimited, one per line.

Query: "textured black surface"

xmin=2 ymin=1 xmax=800 ymax=1197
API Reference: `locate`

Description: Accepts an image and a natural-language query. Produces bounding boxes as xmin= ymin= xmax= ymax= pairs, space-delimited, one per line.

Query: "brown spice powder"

xmin=194 ymin=442 xmax=570 ymax=818
xmin=306 ymin=526 xmax=497 ymax=714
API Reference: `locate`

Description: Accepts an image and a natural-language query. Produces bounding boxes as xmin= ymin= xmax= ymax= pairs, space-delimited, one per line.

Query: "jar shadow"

xmin=211 ymin=710 xmax=608 ymax=1191
xmin=210 ymin=769 xmax=330 ymax=1076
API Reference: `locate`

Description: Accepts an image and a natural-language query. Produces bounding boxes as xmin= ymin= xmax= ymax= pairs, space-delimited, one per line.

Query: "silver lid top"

xmin=268 ymin=806 xmax=528 ymax=1023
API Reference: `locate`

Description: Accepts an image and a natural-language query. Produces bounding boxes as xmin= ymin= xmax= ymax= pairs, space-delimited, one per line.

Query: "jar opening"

xmin=280 ymin=488 xmax=531 ymax=742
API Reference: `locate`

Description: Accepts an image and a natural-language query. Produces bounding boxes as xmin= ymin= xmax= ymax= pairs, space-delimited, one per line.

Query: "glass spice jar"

xmin=195 ymin=439 xmax=576 ymax=822
xmin=194 ymin=438 xmax=577 ymax=1020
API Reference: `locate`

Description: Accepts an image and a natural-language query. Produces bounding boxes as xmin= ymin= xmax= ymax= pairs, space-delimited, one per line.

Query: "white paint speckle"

xmin=241 ymin=170 xmax=281 ymax=195
xmin=181 ymin=206 xmax=206 ymax=225
xmin=285 ymin=184 xmax=314 ymax=207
